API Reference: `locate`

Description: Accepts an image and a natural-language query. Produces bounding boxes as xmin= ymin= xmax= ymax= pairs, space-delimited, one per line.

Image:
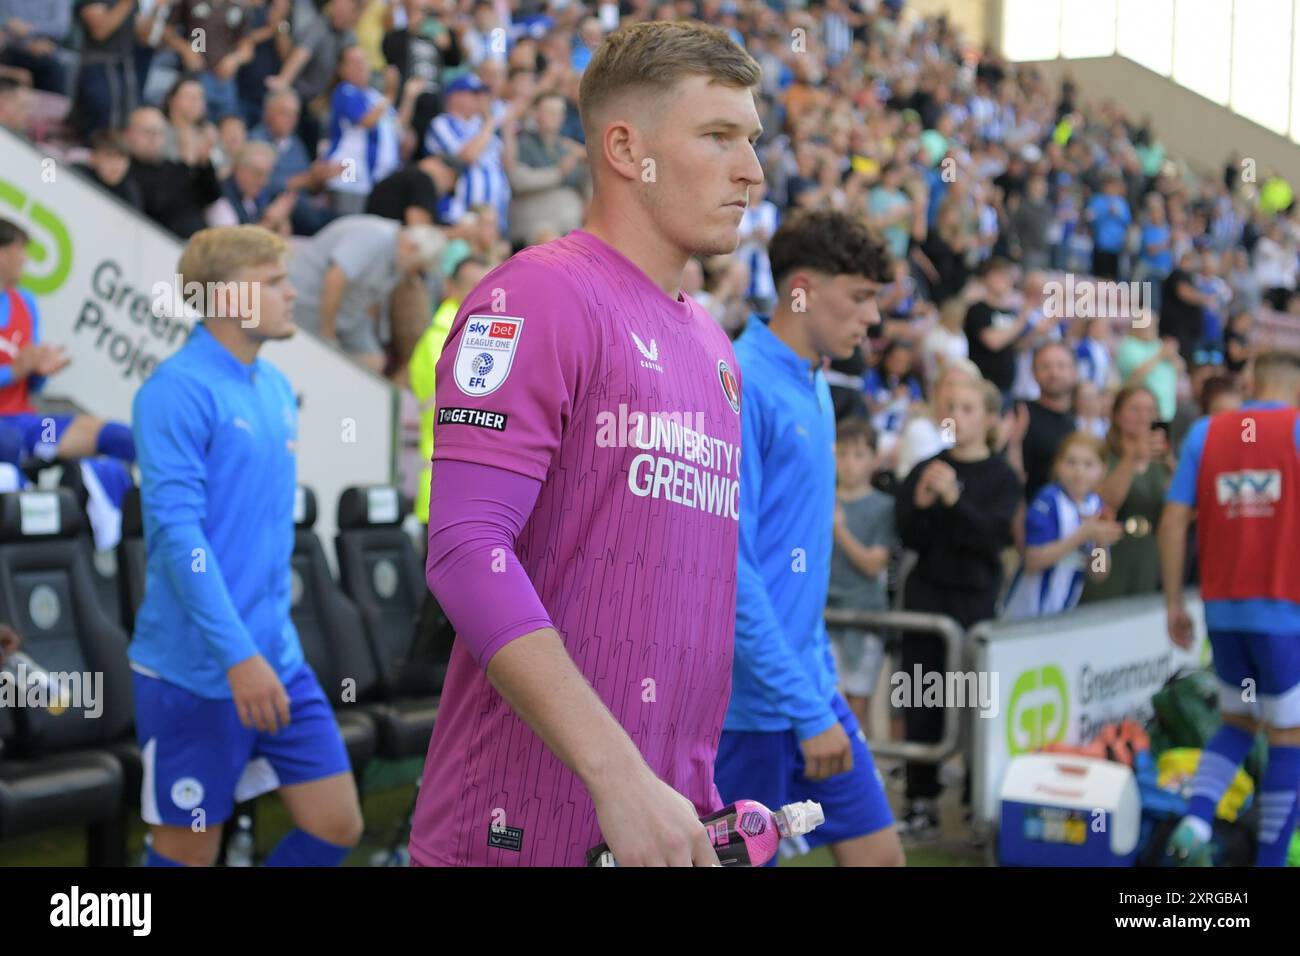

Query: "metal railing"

xmin=822 ymin=608 xmax=966 ymax=764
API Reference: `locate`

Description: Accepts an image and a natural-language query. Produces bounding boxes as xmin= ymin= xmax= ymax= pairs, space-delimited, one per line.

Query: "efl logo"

xmin=1215 ymin=469 xmax=1281 ymax=505
xmin=455 ymin=315 xmax=524 ymax=397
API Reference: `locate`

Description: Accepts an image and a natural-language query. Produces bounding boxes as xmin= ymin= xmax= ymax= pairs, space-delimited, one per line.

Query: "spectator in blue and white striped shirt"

xmin=424 ymin=72 xmax=513 ymax=235
xmin=821 ymin=0 xmax=854 ymax=66
xmin=737 ymin=180 xmax=779 ymax=310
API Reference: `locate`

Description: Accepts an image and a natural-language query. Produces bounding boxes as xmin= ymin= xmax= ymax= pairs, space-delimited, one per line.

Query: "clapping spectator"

xmin=206 ymin=142 xmax=297 ymax=235
xmin=1003 ymin=432 xmax=1121 ymax=619
xmin=1117 ymin=315 xmax=1182 ymax=424
xmin=382 ymin=0 xmax=463 ymax=149
xmin=1080 ymin=385 xmax=1173 ymax=604
xmin=77 ymin=129 xmax=144 ymax=210
xmin=895 ymin=376 xmax=1020 ymax=839
xmin=325 ymin=45 xmax=406 ymax=214
xmin=425 ymin=72 xmax=514 ymax=235
xmin=163 ymin=76 xmax=217 ymax=163
xmin=163 ymin=0 xmax=253 ymax=120
xmin=270 ymin=0 xmax=361 ymax=153
xmin=505 ymin=90 xmax=588 ymax=248
xmin=125 ymin=105 xmax=222 ymax=239
xmin=72 ymin=0 xmax=146 ymax=139
xmin=249 ymin=87 xmax=342 ymax=235
xmin=0 ymin=0 xmax=69 ymax=93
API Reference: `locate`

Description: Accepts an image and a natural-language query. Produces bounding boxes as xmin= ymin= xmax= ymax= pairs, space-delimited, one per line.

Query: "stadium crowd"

xmin=3 ymin=0 xmax=1300 ymax=853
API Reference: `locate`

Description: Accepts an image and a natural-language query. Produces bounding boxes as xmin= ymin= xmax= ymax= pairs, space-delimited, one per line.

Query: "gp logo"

xmin=1006 ymin=664 xmax=1068 ymax=756
xmin=0 ymin=179 xmax=72 ymax=295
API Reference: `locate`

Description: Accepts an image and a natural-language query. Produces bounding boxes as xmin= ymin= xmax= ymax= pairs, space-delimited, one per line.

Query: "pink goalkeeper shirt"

xmin=409 ymin=229 xmax=744 ymax=866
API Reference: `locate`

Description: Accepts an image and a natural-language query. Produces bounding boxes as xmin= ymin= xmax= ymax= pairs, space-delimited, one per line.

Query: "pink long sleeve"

xmin=424 ymin=458 xmax=554 ymax=668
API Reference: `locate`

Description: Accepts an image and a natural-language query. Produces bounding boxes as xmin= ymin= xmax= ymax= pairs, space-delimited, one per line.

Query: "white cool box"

xmin=997 ymin=754 xmax=1141 ymax=866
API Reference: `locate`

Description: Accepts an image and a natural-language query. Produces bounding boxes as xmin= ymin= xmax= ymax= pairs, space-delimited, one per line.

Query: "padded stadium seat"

xmin=333 ymin=486 xmax=440 ymax=757
xmin=0 ymin=489 xmax=135 ymax=864
xmin=335 ymin=486 xmax=440 ymax=698
xmin=57 ymin=462 xmax=123 ymax=630
xmin=116 ymin=487 xmax=145 ymax=634
xmin=294 ymin=487 xmax=429 ymax=761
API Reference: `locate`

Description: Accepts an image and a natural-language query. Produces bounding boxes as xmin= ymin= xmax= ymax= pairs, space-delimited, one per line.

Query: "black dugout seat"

xmin=334 ymin=486 xmax=438 ymax=757
xmin=289 ymin=486 xmax=376 ymax=771
xmin=116 ymin=486 xmax=145 ymax=635
xmin=0 ymin=489 xmax=132 ymax=864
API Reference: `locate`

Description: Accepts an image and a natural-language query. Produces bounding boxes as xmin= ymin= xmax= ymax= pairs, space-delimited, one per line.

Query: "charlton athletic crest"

xmin=718 ymin=360 xmax=740 ymax=414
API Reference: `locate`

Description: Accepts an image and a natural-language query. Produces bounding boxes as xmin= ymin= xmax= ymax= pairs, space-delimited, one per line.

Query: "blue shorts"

xmin=134 ymin=662 xmax=350 ymax=827
xmin=1208 ymin=630 xmax=1300 ymax=727
xmin=715 ymin=694 xmax=894 ymax=863
xmin=0 ymin=412 xmax=74 ymax=461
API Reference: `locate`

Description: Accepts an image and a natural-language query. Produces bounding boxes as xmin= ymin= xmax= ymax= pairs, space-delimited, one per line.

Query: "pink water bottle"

xmin=586 ymin=799 xmax=825 ymax=867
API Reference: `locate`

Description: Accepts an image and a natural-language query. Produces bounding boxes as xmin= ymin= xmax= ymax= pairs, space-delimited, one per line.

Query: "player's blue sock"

xmin=95 ymin=422 xmax=136 ymax=462
xmin=1185 ymin=724 xmax=1254 ymax=827
xmin=1256 ymin=745 xmax=1300 ymax=867
xmin=146 ymin=846 xmax=184 ymax=867
xmin=264 ymin=827 xmax=350 ymax=867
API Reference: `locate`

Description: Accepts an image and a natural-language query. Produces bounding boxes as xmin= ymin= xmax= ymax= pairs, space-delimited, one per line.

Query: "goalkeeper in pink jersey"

xmin=409 ymin=22 xmax=764 ymax=867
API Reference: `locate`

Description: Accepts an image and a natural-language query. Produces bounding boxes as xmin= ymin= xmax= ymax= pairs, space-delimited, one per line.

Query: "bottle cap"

xmin=780 ymin=800 xmax=825 ymax=837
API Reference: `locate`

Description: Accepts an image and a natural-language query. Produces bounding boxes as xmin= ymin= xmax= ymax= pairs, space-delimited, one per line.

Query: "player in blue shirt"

xmin=1160 ymin=351 xmax=1300 ymax=866
xmin=717 ymin=209 xmax=903 ymax=867
xmin=131 ymin=225 xmax=361 ymax=867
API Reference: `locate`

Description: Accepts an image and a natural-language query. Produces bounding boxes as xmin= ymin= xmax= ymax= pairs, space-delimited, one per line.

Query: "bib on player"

xmin=454 ymin=315 xmax=525 ymax=397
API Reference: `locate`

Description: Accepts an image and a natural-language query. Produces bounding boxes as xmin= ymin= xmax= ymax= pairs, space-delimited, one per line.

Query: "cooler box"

xmin=997 ymin=754 xmax=1140 ymax=866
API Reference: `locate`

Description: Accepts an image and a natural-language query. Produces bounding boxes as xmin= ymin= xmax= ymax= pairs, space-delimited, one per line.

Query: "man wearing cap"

xmin=424 ymin=72 xmax=517 ymax=235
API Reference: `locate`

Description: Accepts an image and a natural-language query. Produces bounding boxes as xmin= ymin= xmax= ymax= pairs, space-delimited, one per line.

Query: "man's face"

xmin=0 ymin=88 xmax=31 ymax=132
xmin=0 ymin=239 xmax=26 ymax=287
xmin=236 ymin=258 xmax=297 ymax=340
xmin=235 ymin=157 xmax=273 ymax=197
xmin=447 ymin=89 xmax=479 ymax=117
xmin=1034 ymin=344 xmax=1077 ymax=399
xmin=92 ymin=148 xmax=130 ymax=185
xmin=265 ymin=95 xmax=299 ymax=137
xmin=536 ymin=96 xmax=566 ymax=135
xmin=127 ymin=111 xmax=167 ymax=162
xmin=452 ymin=262 xmax=490 ymax=299
xmin=983 ymin=267 xmax=1013 ymax=299
xmin=634 ymin=74 xmax=764 ymax=258
xmin=331 ymin=0 xmax=359 ymax=29
xmin=800 ymin=271 xmax=882 ymax=361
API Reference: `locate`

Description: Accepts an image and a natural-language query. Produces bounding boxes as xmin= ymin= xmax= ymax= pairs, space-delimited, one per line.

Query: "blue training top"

xmin=725 ymin=315 xmax=840 ymax=739
xmin=129 ymin=323 xmax=304 ymax=698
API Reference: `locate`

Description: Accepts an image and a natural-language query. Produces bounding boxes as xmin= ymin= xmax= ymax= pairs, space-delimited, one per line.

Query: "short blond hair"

xmin=177 ymin=225 xmax=288 ymax=288
xmin=578 ymin=21 xmax=760 ymax=136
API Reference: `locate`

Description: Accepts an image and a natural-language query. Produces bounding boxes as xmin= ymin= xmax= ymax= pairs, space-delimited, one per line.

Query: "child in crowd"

xmin=828 ymin=419 xmax=899 ymax=735
xmin=864 ymin=339 xmax=924 ymax=466
xmin=1194 ymin=249 xmax=1231 ymax=366
xmin=1074 ymin=316 xmax=1111 ymax=391
xmin=1074 ymin=380 xmax=1109 ymax=440
xmin=1002 ymin=432 xmax=1122 ymax=620
xmin=894 ymin=377 xmax=1022 ymax=839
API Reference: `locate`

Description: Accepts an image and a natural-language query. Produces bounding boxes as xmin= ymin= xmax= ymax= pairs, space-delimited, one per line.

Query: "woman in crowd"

xmin=1080 ymin=386 xmax=1174 ymax=604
